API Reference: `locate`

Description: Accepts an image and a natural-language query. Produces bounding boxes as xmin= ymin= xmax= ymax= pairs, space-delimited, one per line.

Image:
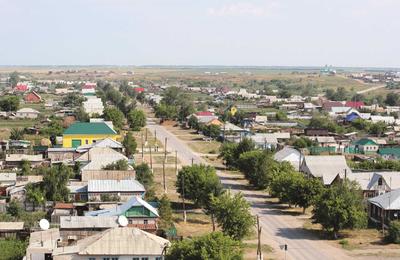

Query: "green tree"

xmin=154 ymin=103 xmax=178 ymax=119
xmin=188 ymin=115 xmax=199 ymax=130
xmin=234 ymin=138 xmax=256 ymax=164
xmin=7 ymin=199 xmax=22 ymax=218
xmin=135 ymin=163 xmax=153 ymax=188
xmin=385 ymin=93 xmax=400 ymax=106
xmin=387 ymin=220 xmax=400 ymax=244
xmin=218 ymin=142 xmax=238 ymax=168
xmin=62 ymin=93 xmax=86 ymax=107
xmin=19 ymin=159 xmax=31 ymax=176
xmin=294 ymin=177 xmax=324 ymax=213
xmin=0 ymin=238 xmax=27 ymax=260
xmin=8 ymin=71 xmax=19 ymax=87
xmin=75 ymin=106 xmax=90 ymax=122
xmin=370 ymin=122 xmax=387 ymax=137
xmin=127 ymin=109 xmax=146 ymax=131
xmin=176 ymin=164 xmax=222 ymax=208
xmin=166 ymin=232 xmax=243 ymax=260
xmin=158 ymin=194 xmax=173 ymax=229
xmin=10 ymin=128 xmax=24 ymax=140
xmin=275 ymin=111 xmax=287 ymax=121
xmin=104 ymin=106 xmax=125 ymax=129
xmin=122 ymin=132 xmax=137 ymax=157
xmin=312 ymin=181 xmax=367 ymax=239
xmin=42 ymin=164 xmax=72 ymax=202
xmin=202 ymin=124 xmax=221 ymax=139
xmin=103 ymin=159 xmax=129 ymax=170
xmin=25 ymin=183 xmax=45 ymax=211
xmin=134 ymin=163 xmax=156 ymax=200
xmin=0 ymin=96 xmax=20 ymax=111
xmin=211 ymin=191 xmax=255 ymax=240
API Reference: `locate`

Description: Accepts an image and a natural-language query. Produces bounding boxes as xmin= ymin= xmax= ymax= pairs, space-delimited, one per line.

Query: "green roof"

xmin=64 ymin=122 xmax=117 ymax=135
xmin=355 ymin=138 xmax=378 ymax=146
xmin=83 ymin=93 xmax=96 ymax=96
xmin=379 ymin=147 xmax=400 ymax=157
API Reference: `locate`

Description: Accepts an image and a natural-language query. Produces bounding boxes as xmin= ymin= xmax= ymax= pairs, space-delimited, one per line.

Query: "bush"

xmin=388 ymin=220 xmax=400 ymax=244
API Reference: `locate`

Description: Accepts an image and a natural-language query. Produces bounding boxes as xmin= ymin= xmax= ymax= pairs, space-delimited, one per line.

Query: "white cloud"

xmin=207 ymin=2 xmax=273 ymax=17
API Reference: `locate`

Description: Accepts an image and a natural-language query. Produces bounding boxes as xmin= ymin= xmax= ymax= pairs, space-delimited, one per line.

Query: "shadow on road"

xmin=276 ymin=227 xmax=322 ymax=241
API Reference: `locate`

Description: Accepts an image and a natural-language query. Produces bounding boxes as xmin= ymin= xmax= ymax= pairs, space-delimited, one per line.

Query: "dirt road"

xmin=146 ymin=118 xmax=353 ymax=260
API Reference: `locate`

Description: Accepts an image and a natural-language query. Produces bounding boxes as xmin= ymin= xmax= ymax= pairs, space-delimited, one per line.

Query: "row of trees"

xmin=0 ymin=96 xmax=20 ymax=111
xmin=155 ymin=86 xmax=195 ymax=121
xmin=219 ymin=138 xmax=367 ymax=238
xmin=187 ymin=116 xmax=221 ymax=139
xmin=176 ymin=164 xmax=255 ymax=241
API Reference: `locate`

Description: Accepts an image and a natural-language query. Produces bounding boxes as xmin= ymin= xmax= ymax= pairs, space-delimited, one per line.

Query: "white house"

xmin=15 ymin=108 xmax=40 ymax=119
xmin=274 ymin=147 xmax=301 ymax=170
xmin=83 ymin=97 xmax=104 ymax=116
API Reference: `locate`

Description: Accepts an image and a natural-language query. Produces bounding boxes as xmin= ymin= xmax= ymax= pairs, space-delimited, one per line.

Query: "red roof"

xmin=322 ymin=101 xmax=343 ymax=110
xmin=133 ymin=87 xmax=145 ymax=93
xmin=15 ymin=84 xmax=28 ymax=91
xmin=345 ymin=101 xmax=365 ymax=108
xmin=196 ymin=111 xmax=213 ymax=116
xmin=82 ymin=83 xmax=96 ymax=89
xmin=54 ymin=202 xmax=74 ymax=209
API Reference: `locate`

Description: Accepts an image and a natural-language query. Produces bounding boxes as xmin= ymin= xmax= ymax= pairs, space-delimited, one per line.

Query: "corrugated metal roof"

xmin=88 ymin=180 xmax=145 ymax=193
xmin=85 ymin=196 xmax=158 ymax=217
xmin=60 ymin=216 xmax=119 ymax=229
xmin=64 ymin=122 xmax=116 ymax=135
xmin=77 ymin=147 xmax=128 ymax=171
xmin=369 ymin=189 xmax=400 ymax=210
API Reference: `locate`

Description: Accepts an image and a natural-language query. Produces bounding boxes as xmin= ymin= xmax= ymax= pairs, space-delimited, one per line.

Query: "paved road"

xmin=146 ymin=118 xmax=351 ymax=260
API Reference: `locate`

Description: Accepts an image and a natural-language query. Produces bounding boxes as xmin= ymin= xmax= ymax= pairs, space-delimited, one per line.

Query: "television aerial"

xmin=118 ymin=215 xmax=128 ymax=227
xmin=39 ymin=219 xmax=50 ymax=230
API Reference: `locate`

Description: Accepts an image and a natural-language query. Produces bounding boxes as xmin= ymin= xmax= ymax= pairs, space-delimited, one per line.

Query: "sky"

xmin=0 ymin=0 xmax=399 ymax=67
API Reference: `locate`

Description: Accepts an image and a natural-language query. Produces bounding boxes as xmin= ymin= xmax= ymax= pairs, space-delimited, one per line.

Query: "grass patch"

xmin=187 ymin=141 xmax=221 ymax=154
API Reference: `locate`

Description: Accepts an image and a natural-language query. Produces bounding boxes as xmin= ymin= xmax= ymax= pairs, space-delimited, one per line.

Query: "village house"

xmin=86 ymin=196 xmax=159 ymax=233
xmin=378 ymin=147 xmax=400 ymax=160
xmin=59 ymin=216 xmax=119 ymax=240
xmin=82 ymin=97 xmax=104 ymax=116
xmin=87 ymin=180 xmax=145 ymax=202
xmin=62 ymin=122 xmax=119 ymax=148
xmin=24 ymin=91 xmax=42 ymax=103
xmin=51 ymin=227 xmax=170 ymax=260
xmin=354 ymin=138 xmax=379 ymax=154
xmin=75 ymin=147 xmax=130 ymax=171
xmin=368 ymin=189 xmax=400 ymax=228
xmin=0 ymin=222 xmax=24 ymax=239
xmin=4 ymin=154 xmax=44 ymax=168
xmin=15 ymin=108 xmax=40 ymax=119
xmin=300 ymin=155 xmax=351 ymax=185
xmin=81 ymin=169 xmax=136 ymax=182
xmin=51 ymin=203 xmax=77 ymax=224
xmin=273 ymin=147 xmax=301 ymax=170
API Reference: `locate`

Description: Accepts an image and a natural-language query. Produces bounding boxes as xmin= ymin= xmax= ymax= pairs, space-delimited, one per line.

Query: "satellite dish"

xmin=39 ymin=219 xmax=50 ymax=230
xmin=118 ymin=215 xmax=128 ymax=227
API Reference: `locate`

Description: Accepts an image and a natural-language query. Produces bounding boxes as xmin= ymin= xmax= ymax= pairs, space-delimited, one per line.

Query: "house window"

xmin=89 ymin=258 xmax=96 ymax=260
xmin=111 ymin=258 xmax=119 ymax=260
xmin=85 ymin=139 xmax=89 ymax=144
xmin=103 ymin=258 xmax=110 ymax=260
xmin=132 ymin=258 xmax=139 ymax=260
xmin=141 ymin=258 xmax=149 ymax=260
xmin=156 ymin=257 xmax=162 ymax=260
xmin=144 ymin=219 xmax=148 ymax=225
xmin=378 ymin=177 xmax=383 ymax=186
xmin=128 ymin=219 xmax=133 ymax=224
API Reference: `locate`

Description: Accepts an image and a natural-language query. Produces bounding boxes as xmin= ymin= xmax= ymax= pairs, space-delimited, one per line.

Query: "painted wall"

xmin=63 ymin=134 xmax=118 ymax=148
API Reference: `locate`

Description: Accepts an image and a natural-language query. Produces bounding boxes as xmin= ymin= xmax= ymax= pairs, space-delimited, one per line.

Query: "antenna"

xmin=39 ymin=219 xmax=50 ymax=230
xmin=118 ymin=215 xmax=128 ymax=227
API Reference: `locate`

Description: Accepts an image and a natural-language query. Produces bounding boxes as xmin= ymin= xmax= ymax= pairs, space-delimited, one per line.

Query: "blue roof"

xmin=346 ymin=112 xmax=360 ymax=122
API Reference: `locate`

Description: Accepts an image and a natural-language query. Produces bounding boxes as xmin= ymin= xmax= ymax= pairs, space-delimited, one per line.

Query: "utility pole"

xmin=256 ymin=215 xmax=263 ymax=260
xmin=149 ymin=145 xmax=153 ymax=170
xmin=141 ymin=132 xmax=144 ymax=161
xmin=182 ymin=168 xmax=187 ymax=223
xmin=191 ymin=158 xmax=194 ymax=166
xmin=163 ymin=158 xmax=167 ymax=193
xmin=175 ymin=150 xmax=178 ymax=175
xmin=145 ymin=128 xmax=148 ymax=142
xmin=154 ymin=129 xmax=157 ymax=143
xmin=164 ymin=137 xmax=168 ymax=163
